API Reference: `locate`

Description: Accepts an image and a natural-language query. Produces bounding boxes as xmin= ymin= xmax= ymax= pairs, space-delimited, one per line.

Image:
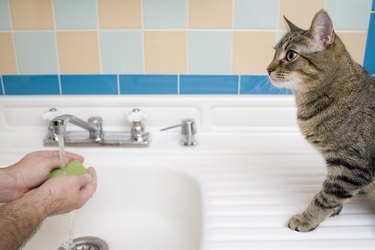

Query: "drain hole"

xmin=58 ymin=236 xmax=108 ymax=250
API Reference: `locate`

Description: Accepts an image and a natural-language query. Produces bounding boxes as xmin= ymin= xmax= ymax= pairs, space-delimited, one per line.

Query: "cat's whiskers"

xmin=248 ymin=76 xmax=271 ymax=94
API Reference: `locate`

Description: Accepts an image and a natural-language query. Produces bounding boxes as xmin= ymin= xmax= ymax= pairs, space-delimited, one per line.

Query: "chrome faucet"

xmin=43 ymin=108 xmax=150 ymax=147
xmin=161 ymin=119 xmax=198 ymax=147
xmin=52 ymin=115 xmax=103 ymax=142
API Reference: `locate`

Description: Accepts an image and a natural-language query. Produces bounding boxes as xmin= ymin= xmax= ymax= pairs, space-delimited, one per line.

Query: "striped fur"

xmin=267 ymin=10 xmax=375 ymax=232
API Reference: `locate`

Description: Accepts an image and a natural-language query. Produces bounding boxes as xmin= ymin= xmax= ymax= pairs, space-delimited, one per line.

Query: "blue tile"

xmin=0 ymin=0 xmax=11 ymax=30
xmin=101 ymin=31 xmax=143 ymax=74
xmin=240 ymin=75 xmax=292 ymax=95
xmin=234 ymin=0 xmax=279 ymax=29
xmin=189 ymin=31 xmax=232 ymax=74
xmin=180 ymin=75 xmax=238 ymax=94
xmin=364 ymin=14 xmax=375 ymax=74
xmin=143 ymin=0 xmax=187 ymax=29
xmin=14 ymin=32 xmax=58 ymax=74
xmin=326 ymin=0 xmax=372 ymax=30
xmin=120 ymin=75 xmax=177 ymax=94
xmin=3 ymin=75 xmax=60 ymax=95
xmin=372 ymin=0 xmax=375 ymax=11
xmin=61 ymin=75 xmax=118 ymax=95
xmin=54 ymin=0 xmax=98 ymax=29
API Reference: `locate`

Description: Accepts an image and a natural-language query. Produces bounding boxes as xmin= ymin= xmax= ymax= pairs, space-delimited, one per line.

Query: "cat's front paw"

xmin=288 ymin=214 xmax=318 ymax=232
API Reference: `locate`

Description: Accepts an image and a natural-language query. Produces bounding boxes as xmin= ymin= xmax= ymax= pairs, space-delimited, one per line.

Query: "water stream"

xmin=56 ymin=134 xmax=76 ymax=250
xmin=57 ymin=134 xmax=67 ymax=169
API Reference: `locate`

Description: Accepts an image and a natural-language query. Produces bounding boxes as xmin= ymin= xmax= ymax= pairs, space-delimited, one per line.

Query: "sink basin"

xmin=23 ymin=165 xmax=202 ymax=250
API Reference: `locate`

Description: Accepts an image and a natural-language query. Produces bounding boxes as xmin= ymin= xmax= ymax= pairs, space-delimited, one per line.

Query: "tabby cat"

xmin=267 ymin=10 xmax=375 ymax=232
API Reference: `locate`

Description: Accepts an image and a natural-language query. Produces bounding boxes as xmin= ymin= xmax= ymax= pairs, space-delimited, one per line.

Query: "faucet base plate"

xmin=44 ymin=131 xmax=150 ymax=148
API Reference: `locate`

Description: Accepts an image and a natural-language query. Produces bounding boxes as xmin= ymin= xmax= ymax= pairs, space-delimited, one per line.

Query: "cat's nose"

xmin=267 ymin=64 xmax=275 ymax=75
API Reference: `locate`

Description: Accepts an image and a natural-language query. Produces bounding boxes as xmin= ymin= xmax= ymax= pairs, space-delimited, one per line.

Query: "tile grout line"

xmin=185 ymin=0 xmax=190 ymax=76
xmin=95 ymin=0 xmax=103 ymax=75
xmin=6 ymin=0 xmax=20 ymax=76
xmin=50 ymin=0 xmax=63 ymax=95
xmin=362 ymin=3 xmax=372 ymax=66
xmin=177 ymin=74 xmax=181 ymax=95
xmin=0 ymin=75 xmax=5 ymax=95
xmin=117 ymin=74 xmax=121 ymax=95
xmin=140 ymin=0 xmax=146 ymax=75
xmin=364 ymin=6 xmax=374 ymax=67
xmin=231 ymin=0 xmax=235 ymax=76
xmin=237 ymin=75 xmax=241 ymax=95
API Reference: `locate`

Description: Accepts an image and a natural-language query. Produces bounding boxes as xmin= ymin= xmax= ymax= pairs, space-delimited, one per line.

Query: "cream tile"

xmin=98 ymin=0 xmax=142 ymax=29
xmin=337 ymin=32 xmax=367 ymax=65
xmin=57 ymin=31 xmax=100 ymax=73
xmin=233 ymin=31 xmax=277 ymax=74
xmin=0 ymin=32 xmax=17 ymax=73
xmin=144 ymin=31 xmax=187 ymax=73
xmin=189 ymin=0 xmax=233 ymax=29
xmin=10 ymin=0 xmax=54 ymax=30
xmin=280 ymin=0 xmax=325 ymax=30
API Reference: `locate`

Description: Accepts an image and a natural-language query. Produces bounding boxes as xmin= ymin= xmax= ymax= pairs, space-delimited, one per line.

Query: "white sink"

xmin=2 ymin=96 xmax=375 ymax=250
xmin=23 ymin=165 xmax=202 ymax=250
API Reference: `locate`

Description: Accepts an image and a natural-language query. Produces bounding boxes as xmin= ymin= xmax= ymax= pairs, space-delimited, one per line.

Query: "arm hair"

xmin=0 ymin=193 xmax=48 ymax=250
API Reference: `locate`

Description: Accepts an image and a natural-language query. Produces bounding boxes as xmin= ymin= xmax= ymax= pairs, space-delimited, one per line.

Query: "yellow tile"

xmin=144 ymin=31 xmax=187 ymax=73
xmin=337 ymin=32 xmax=367 ymax=65
xmin=98 ymin=0 xmax=142 ymax=29
xmin=189 ymin=0 xmax=233 ymax=29
xmin=10 ymin=0 xmax=54 ymax=30
xmin=57 ymin=31 xmax=100 ymax=73
xmin=0 ymin=33 xmax=17 ymax=73
xmin=280 ymin=0 xmax=325 ymax=30
xmin=233 ymin=32 xmax=276 ymax=74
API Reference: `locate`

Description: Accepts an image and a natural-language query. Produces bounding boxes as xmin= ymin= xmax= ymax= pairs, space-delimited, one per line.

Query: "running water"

xmin=56 ymin=134 xmax=76 ymax=250
xmin=60 ymin=211 xmax=76 ymax=250
xmin=56 ymin=134 xmax=67 ymax=169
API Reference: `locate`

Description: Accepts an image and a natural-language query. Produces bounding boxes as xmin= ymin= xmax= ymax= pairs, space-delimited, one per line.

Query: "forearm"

xmin=0 ymin=192 xmax=48 ymax=250
xmin=0 ymin=167 xmax=20 ymax=203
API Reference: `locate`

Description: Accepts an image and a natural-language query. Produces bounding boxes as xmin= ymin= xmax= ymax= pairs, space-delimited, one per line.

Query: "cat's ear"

xmin=283 ymin=16 xmax=303 ymax=32
xmin=309 ymin=10 xmax=335 ymax=47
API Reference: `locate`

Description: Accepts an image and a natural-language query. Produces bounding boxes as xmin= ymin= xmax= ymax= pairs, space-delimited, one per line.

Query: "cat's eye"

xmin=286 ymin=50 xmax=298 ymax=62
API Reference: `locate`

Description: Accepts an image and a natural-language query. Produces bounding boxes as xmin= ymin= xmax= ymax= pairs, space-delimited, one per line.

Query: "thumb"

xmin=46 ymin=151 xmax=84 ymax=170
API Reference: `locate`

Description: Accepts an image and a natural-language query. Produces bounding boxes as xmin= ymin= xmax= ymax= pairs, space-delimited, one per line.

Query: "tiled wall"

xmin=0 ymin=0 xmax=373 ymax=95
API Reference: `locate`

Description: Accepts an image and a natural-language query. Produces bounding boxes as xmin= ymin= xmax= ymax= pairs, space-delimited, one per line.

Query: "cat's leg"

xmin=357 ymin=181 xmax=375 ymax=197
xmin=330 ymin=204 xmax=343 ymax=217
xmin=288 ymin=164 xmax=373 ymax=232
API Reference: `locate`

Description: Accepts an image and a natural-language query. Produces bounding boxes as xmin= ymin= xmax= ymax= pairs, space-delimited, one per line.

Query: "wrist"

xmin=9 ymin=188 xmax=50 ymax=221
xmin=0 ymin=167 xmax=23 ymax=202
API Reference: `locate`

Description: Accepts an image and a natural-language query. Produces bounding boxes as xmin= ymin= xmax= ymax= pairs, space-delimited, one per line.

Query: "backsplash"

xmin=0 ymin=0 xmax=374 ymax=95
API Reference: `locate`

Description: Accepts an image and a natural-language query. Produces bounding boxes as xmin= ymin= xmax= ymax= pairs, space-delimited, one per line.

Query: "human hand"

xmin=27 ymin=167 xmax=97 ymax=216
xmin=3 ymin=150 xmax=84 ymax=202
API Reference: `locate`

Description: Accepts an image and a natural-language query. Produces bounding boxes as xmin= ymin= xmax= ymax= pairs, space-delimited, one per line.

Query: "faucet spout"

xmin=52 ymin=114 xmax=103 ymax=142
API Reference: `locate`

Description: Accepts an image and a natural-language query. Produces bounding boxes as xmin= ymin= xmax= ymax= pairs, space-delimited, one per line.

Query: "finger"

xmin=86 ymin=167 xmax=97 ymax=182
xmin=44 ymin=151 xmax=84 ymax=170
xmin=76 ymin=173 xmax=93 ymax=189
xmin=79 ymin=168 xmax=97 ymax=202
xmin=64 ymin=151 xmax=85 ymax=163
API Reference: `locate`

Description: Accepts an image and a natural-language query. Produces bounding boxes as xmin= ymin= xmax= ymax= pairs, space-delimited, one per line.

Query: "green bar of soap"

xmin=49 ymin=160 xmax=87 ymax=179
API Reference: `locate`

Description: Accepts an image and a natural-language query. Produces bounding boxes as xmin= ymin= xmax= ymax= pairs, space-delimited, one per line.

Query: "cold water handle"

xmin=127 ymin=108 xmax=149 ymax=143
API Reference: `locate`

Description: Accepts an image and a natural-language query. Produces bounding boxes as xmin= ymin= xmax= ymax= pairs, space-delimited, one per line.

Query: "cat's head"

xmin=267 ymin=10 xmax=336 ymax=91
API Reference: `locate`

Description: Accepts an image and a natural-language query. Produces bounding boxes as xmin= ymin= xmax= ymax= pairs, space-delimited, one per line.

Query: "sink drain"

xmin=58 ymin=236 xmax=108 ymax=250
